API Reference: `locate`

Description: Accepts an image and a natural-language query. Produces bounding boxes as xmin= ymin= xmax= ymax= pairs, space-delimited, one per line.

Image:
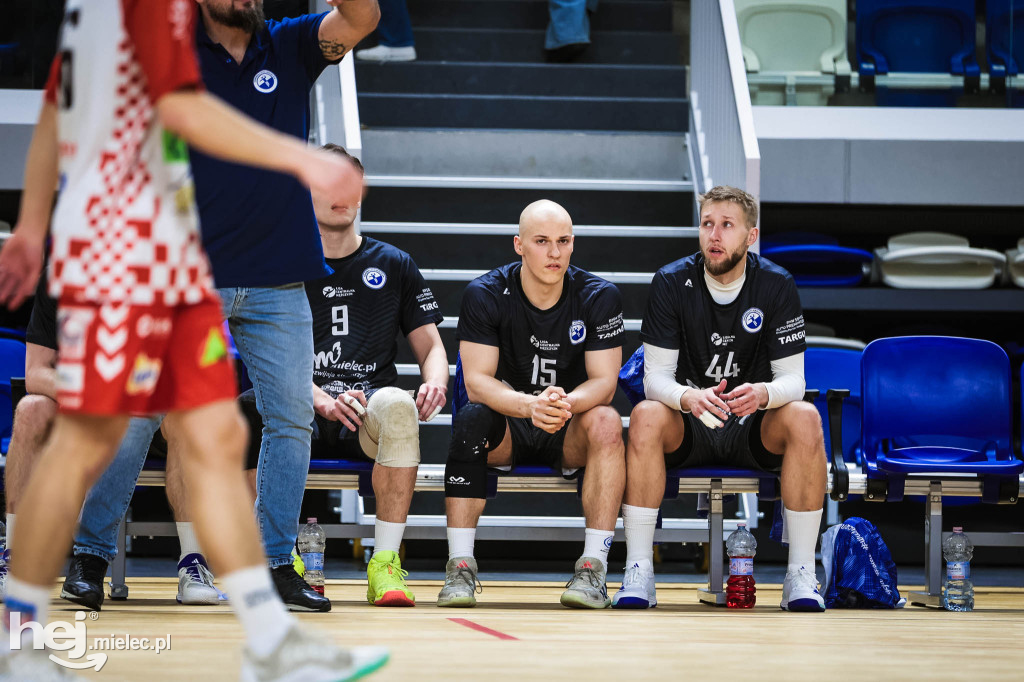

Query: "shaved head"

xmin=518 ymin=200 xmax=573 ymax=238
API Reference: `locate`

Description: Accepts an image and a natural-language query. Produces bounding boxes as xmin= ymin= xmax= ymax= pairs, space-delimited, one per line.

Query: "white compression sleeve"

xmin=642 ymin=343 xmax=690 ymax=411
xmin=763 ymin=352 xmax=806 ymax=410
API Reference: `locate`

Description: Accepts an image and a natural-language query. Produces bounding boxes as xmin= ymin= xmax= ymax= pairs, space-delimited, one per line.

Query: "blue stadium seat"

xmin=0 ymin=338 xmax=26 ymax=453
xmin=805 ymin=347 xmax=862 ymax=465
xmin=855 ymin=0 xmax=980 ymax=106
xmin=986 ymin=0 xmax=1024 ymax=107
xmin=762 ymin=233 xmax=873 ymax=287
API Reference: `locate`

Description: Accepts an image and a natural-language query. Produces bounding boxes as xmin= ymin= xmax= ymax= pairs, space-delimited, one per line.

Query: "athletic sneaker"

xmin=60 ymin=553 xmax=108 ymax=611
xmin=176 ymin=553 xmax=220 ymax=606
xmin=354 ymin=45 xmax=416 ymax=62
xmin=0 ymin=548 xmax=10 ymax=599
xmin=0 ymin=645 xmax=81 ymax=680
xmin=436 ymin=557 xmax=481 ymax=608
xmin=270 ymin=564 xmax=331 ymax=613
xmin=241 ymin=622 xmax=388 ymax=682
xmin=560 ymin=557 xmax=611 ymax=609
xmin=366 ymin=551 xmax=415 ymax=607
xmin=781 ymin=565 xmax=826 ymax=612
xmin=611 ymin=559 xmax=657 ymax=609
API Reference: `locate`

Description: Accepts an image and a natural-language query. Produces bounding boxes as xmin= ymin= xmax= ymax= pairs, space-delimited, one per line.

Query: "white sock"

xmin=3 ymin=576 xmax=51 ymax=646
xmin=622 ymin=503 xmax=659 ymax=565
xmin=373 ymin=519 xmax=405 ymax=555
xmin=582 ymin=528 xmax=614 ymax=567
xmin=220 ymin=565 xmax=294 ymax=653
xmin=5 ymin=513 xmax=14 ymax=550
xmin=785 ymin=508 xmax=823 ymax=572
xmin=177 ymin=522 xmax=202 ymax=561
xmin=447 ymin=527 xmax=476 ymax=560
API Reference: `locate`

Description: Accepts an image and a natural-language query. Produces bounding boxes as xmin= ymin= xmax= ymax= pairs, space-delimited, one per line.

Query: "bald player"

xmin=437 ymin=200 xmax=626 ymax=609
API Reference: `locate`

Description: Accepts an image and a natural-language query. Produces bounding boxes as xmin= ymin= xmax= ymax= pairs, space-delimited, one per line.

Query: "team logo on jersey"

xmin=711 ymin=333 xmax=722 ymax=346
xmin=741 ymin=307 xmax=764 ymax=333
xmin=253 ymin=70 xmax=278 ymax=93
xmin=362 ymin=267 xmax=387 ymax=289
xmin=685 ymin=279 xmax=693 ymax=288
xmin=323 ymin=286 xmax=336 ymax=298
xmin=569 ymin=320 xmax=586 ymax=345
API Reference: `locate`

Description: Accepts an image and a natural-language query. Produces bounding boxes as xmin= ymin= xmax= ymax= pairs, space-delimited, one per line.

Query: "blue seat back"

xmin=0 ymin=338 xmax=27 ymax=441
xmin=861 ymin=336 xmax=1012 ymax=465
xmin=856 ymin=0 xmax=977 ymax=75
xmin=986 ymin=0 xmax=1023 ymax=77
xmin=805 ymin=347 xmax=862 ymax=462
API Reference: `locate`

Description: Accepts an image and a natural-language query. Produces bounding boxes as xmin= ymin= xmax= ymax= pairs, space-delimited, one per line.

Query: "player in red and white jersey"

xmin=0 ymin=1 xmax=387 ymax=680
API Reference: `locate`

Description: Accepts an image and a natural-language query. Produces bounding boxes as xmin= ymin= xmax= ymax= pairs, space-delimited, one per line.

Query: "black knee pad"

xmin=445 ymin=403 xmax=503 ymax=499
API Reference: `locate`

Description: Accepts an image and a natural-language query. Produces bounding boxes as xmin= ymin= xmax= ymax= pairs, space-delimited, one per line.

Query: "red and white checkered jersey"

xmin=45 ymin=0 xmax=213 ymax=307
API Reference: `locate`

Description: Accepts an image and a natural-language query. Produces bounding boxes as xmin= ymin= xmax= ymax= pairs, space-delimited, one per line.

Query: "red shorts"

xmin=55 ymin=295 xmax=236 ymax=416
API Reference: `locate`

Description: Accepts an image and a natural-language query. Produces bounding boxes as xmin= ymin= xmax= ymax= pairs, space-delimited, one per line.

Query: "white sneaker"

xmin=0 ymin=645 xmax=81 ymax=680
xmin=355 ymin=45 xmax=416 ymax=62
xmin=611 ymin=559 xmax=657 ymax=609
xmin=241 ymin=623 xmax=388 ymax=682
xmin=176 ymin=553 xmax=220 ymax=606
xmin=781 ymin=565 xmax=825 ymax=612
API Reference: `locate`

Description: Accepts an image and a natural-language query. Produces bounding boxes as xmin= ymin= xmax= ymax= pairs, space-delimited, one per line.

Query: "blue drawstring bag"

xmin=618 ymin=346 xmax=646 ymax=406
xmin=821 ymin=517 xmax=906 ymax=609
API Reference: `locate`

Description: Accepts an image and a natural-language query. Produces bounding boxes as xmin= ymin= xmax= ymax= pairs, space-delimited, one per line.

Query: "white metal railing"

xmin=689 ymin=1 xmax=760 ymax=205
xmin=361 ymin=222 xmax=697 ymax=238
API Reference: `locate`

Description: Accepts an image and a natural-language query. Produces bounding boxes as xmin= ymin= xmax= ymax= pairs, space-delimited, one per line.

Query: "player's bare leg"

xmin=560 ymin=405 xmax=624 ymax=609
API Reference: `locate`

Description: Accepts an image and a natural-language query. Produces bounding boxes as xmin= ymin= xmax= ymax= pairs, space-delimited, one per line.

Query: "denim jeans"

xmin=74 ymin=284 xmax=314 ymax=568
xmin=376 ymin=0 xmax=414 ymax=47
xmin=546 ymin=0 xmax=599 ymax=49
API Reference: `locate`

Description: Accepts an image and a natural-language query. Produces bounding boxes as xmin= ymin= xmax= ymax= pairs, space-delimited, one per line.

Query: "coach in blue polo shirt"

xmin=63 ymin=0 xmax=380 ymax=613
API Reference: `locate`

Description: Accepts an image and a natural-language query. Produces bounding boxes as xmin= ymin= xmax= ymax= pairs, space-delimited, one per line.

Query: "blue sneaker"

xmin=781 ymin=566 xmax=825 ymax=612
xmin=0 ymin=548 xmax=9 ymax=600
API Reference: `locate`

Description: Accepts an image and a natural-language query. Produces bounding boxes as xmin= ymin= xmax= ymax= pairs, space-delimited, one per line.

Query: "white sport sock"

xmin=582 ymin=528 xmax=614 ymax=567
xmin=373 ymin=519 xmax=405 ymax=555
xmin=5 ymin=513 xmax=14 ymax=550
xmin=785 ymin=508 xmax=823 ymax=572
xmin=177 ymin=522 xmax=202 ymax=561
xmin=622 ymin=503 xmax=659 ymax=565
xmin=221 ymin=565 xmax=294 ymax=653
xmin=3 ymin=576 xmax=51 ymax=646
xmin=447 ymin=527 xmax=476 ymax=561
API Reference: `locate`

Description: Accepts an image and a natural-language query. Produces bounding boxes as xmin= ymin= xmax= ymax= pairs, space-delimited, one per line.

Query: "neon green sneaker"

xmin=366 ymin=550 xmax=415 ymax=607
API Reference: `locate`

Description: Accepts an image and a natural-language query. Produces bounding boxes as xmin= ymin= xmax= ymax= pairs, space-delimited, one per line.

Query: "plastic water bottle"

xmin=726 ymin=523 xmax=757 ymax=608
xmin=297 ymin=518 xmax=326 ymax=596
xmin=942 ymin=527 xmax=974 ymax=612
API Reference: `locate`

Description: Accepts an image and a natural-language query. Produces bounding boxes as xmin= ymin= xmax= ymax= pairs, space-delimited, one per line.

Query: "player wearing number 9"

xmin=440 ymin=200 xmax=626 ymax=610
xmin=612 ymin=185 xmax=828 ymax=613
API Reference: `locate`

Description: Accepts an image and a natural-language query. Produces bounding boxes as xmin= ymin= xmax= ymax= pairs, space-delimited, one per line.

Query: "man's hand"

xmin=315 ymin=389 xmax=367 ymax=431
xmin=722 ymin=382 xmax=768 ymax=418
xmin=416 ymin=382 xmax=446 ymax=422
xmin=680 ymin=379 xmax=730 ymax=429
xmin=0 ymin=229 xmax=45 ymax=310
xmin=296 ymin=149 xmax=364 ymax=212
xmin=528 ymin=386 xmax=572 ymax=434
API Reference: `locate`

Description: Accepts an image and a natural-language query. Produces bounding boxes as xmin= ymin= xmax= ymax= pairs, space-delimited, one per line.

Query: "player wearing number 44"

xmin=614 ymin=185 xmax=827 ymax=612
xmin=439 ymin=200 xmax=626 ymax=610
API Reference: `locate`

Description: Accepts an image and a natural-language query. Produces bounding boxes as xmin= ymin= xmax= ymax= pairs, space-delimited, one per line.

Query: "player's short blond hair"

xmin=698 ymin=185 xmax=758 ymax=228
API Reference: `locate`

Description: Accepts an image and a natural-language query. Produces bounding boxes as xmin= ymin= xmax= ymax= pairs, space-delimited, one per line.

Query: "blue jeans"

xmin=74 ymin=284 xmax=314 ymax=568
xmin=546 ymin=0 xmax=599 ymax=49
xmin=376 ymin=0 xmax=414 ymax=47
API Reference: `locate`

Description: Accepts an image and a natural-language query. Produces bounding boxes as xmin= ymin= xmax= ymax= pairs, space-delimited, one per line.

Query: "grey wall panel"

xmin=759 ymin=137 xmax=847 ymax=204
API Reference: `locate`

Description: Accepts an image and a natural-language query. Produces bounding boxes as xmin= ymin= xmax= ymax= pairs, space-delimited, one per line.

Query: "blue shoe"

xmin=781 ymin=566 xmax=825 ymax=612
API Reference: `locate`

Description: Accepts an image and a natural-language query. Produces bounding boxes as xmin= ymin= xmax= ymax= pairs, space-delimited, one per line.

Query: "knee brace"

xmin=358 ymin=387 xmax=420 ymax=468
xmin=445 ymin=403 xmax=503 ymax=499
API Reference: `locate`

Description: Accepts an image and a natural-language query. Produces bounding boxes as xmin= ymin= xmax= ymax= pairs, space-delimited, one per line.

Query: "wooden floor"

xmin=44 ymin=578 xmax=1024 ymax=681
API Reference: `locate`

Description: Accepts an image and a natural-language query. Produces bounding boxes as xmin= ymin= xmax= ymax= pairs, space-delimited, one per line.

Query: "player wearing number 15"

xmin=615 ymin=185 xmax=827 ymax=612
xmin=440 ymin=200 xmax=626 ymax=610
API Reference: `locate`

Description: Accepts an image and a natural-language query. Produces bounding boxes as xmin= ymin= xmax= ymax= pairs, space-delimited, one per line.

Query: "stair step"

xmin=408 ymin=28 xmax=680 ymax=64
xmin=358 ymin=92 xmax=686 ymax=131
xmin=405 ymin=0 xmax=673 ymax=32
xmin=354 ymin=61 xmax=686 ymax=98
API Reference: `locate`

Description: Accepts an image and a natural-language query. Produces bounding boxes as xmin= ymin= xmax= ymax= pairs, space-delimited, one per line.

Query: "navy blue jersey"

xmin=640 ymin=252 xmax=805 ymax=392
xmin=305 ymin=238 xmax=442 ymax=396
xmin=458 ymin=263 xmax=624 ymax=395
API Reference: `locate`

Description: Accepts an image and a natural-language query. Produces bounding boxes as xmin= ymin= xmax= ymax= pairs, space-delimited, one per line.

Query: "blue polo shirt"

xmin=190 ymin=12 xmax=339 ymax=288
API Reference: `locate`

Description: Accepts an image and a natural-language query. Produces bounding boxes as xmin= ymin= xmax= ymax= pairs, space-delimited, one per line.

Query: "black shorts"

xmin=239 ymin=388 xmax=374 ymax=470
xmin=665 ymin=410 xmax=782 ymax=473
xmin=504 ymin=415 xmax=574 ymax=474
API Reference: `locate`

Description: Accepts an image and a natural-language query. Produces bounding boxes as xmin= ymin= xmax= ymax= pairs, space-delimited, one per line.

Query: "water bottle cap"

xmin=737 ymin=523 xmax=746 ymax=528
xmin=952 ymin=527 xmax=963 ymax=533
xmin=307 ymin=517 xmax=317 ymax=523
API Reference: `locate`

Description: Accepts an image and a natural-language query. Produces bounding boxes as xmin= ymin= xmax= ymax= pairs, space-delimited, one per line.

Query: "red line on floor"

xmin=447 ymin=617 xmax=519 ymax=641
